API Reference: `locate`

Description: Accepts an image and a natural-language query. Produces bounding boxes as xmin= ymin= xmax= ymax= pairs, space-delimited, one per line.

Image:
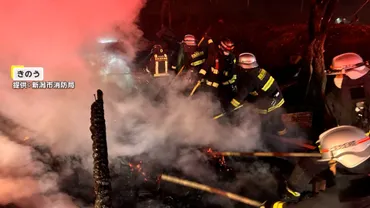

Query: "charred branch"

xmin=90 ymin=90 xmax=113 ymax=208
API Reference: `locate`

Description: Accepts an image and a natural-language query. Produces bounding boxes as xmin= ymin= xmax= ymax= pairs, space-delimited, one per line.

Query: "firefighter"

xmin=262 ymin=125 xmax=370 ymax=208
xmin=326 ymin=52 xmax=370 ymax=132
xmin=227 ymin=52 xmax=287 ymax=136
xmin=189 ymin=36 xmax=220 ymax=97
xmin=217 ymin=38 xmax=238 ymax=110
xmin=325 ymin=73 xmax=345 ymax=127
xmin=175 ymin=34 xmax=206 ymax=84
xmin=276 ymin=54 xmax=370 ymax=206
xmin=146 ymin=44 xmax=170 ymax=78
xmin=280 ymin=54 xmax=370 ymax=204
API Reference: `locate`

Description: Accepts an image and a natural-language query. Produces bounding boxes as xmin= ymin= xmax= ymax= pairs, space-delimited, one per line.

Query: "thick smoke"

xmin=0 ymin=0 xmax=147 ymax=207
xmin=0 ymin=0 xmax=263 ymax=207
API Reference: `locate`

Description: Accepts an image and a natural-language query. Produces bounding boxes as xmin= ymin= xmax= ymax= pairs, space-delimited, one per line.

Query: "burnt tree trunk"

xmin=90 ymin=89 xmax=113 ymax=208
xmin=305 ymin=0 xmax=338 ymax=138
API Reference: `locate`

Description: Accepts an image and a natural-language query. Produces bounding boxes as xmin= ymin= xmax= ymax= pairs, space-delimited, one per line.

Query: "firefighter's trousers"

xmin=260 ymin=107 xmax=287 ymax=136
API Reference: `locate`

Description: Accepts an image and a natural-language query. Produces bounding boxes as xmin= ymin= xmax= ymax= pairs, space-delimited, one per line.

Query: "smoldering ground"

xmin=0 ymin=0 xmax=281 ymax=207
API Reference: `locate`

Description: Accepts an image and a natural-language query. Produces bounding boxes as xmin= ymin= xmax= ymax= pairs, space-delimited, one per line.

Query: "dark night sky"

xmin=230 ymin=0 xmax=370 ymax=24
xmin=143 ymin=0 xmax=370 ymax=24
xmin=249 ymin=0 xmax=368 ymax=13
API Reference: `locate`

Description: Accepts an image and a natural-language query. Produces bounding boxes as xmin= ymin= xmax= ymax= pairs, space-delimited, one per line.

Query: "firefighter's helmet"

xmin=219 ymin=38 xmax=235 ymax=52
xmin=317 ymin=125 xmax=370 ymax=168
xmin=183 ymin=34 xmax=196 ymax=46
xmin=330 ymin=52 xmax=369 ymax=79
xmin=151 ymin=44 xmax=163 ymax=54
xmin=238 ymin=52 xmax=258 ymax=69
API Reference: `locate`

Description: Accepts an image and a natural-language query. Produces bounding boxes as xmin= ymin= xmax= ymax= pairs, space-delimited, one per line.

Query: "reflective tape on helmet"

xmin=220 ymin=41 xmax=234 ymax=51
xmin=321 ymin=136 xmax=370 ymax=153
xmin=184 ymin=34 xmax=196 ymax=46
xmin=262 ymin=76 xmax=275 ymax=91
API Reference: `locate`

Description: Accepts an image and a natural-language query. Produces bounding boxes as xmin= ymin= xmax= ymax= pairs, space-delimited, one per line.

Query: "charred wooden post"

xmin=90 ymin=89 xmax=113 ymax=208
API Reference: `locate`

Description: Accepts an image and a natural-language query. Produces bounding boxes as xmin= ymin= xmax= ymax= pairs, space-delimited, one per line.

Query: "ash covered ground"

xmin=0 ymin=0 xmax=369 ymax=207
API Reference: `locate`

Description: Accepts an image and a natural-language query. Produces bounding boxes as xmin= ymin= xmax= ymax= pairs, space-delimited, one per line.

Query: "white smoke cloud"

xmin=0 ymin=0 xmax=264 ymax=207
xmin=0 ymin=0 xmax=147 ymax=206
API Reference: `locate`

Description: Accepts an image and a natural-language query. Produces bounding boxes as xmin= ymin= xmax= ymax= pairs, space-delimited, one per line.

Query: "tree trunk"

xmin=308 ymin=35 xmax=327 ymax=98
xmin=304 ymin=0 xmax=338 ymax=138
xmin=160 ymin=0 xmax=172 ymax=29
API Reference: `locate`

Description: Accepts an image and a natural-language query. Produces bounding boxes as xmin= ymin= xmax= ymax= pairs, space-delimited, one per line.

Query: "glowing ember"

xmin=204 ymin=148 xmax=231 ymax=171
xmin=128 ymin=161 xmax=149 ymax=181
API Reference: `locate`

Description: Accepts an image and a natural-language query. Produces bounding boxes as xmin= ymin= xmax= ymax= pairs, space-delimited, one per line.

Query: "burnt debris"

xmin=90 ymin=89 xmax=113 ymax=208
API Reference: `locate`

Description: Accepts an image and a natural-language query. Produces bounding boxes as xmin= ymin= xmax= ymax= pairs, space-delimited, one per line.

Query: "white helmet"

xmin=317 ymin=126 xmax=370 ymax=168
xmin=183 ymin=34 xmax=196 ymax=46
xmin=238 ymin=52 xmax=258 ymax=69
xmin=330 ymin=52 xmax=369 ymax=80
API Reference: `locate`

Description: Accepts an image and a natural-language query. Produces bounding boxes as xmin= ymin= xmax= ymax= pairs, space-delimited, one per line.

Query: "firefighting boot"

xmin=280 ymin=181 xmax=301 ymax=203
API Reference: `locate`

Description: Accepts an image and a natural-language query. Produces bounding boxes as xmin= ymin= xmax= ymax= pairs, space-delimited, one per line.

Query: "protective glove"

xmin=231 ymin=84 xmax=237 ymax=93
